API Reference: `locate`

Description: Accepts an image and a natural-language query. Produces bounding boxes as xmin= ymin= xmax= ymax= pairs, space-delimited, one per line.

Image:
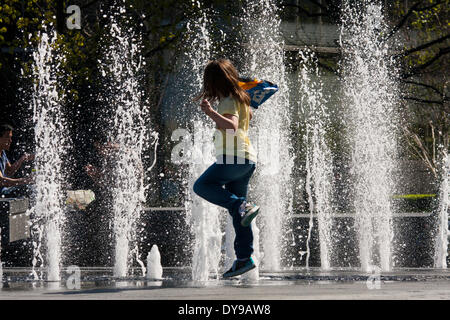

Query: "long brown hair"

xmin=195 ymin=59 xmax=250 ymax=106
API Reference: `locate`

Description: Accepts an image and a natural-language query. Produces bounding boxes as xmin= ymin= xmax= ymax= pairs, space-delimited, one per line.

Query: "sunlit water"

xmin=297 ymin=50 xmax=335 ymax=270
xmin=340 ymin=1 xmax=400 ymax=272
xmin=30 ymin=30 xmax=69 ymax=281
xmin=99 ymin=2 xmax=152 ymax=277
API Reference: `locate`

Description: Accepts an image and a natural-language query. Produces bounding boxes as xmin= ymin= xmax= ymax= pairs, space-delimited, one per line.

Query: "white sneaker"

xmin=240 ymin=203 xmax=260 ymax=227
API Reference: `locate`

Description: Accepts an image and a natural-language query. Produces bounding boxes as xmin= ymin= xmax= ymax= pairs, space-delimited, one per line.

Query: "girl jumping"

xmin=193 ymin=58 xmax=260 ymax=278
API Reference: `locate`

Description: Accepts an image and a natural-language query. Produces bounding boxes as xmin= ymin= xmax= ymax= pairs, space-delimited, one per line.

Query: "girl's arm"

xmin=200 ymin=99 xmax=238 ymax=132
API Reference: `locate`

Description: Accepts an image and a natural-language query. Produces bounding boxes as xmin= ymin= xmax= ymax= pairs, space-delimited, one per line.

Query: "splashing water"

xmin=100 ymin=2 xmax=151 ymax=277
xmin=340 ymin=1 xmax=399 ymax=272
xmin=30 ymin=30 xmax=69 ymax=281
xmin=298 ymin=50 xmax=334 ymax=270
xmin=240 ymin=0 xmax=294 ymax=271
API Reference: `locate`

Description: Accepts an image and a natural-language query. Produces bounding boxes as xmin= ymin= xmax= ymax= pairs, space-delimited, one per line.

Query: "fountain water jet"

xmin=146 ymin=244 xmax=163 ymax=279
xmin=99 ymin=2 xmax=151 ymax=277
xmin=240 ymin=0 xmax=294 ymax=271
xmin=298 ymin=50 xmax=335 ymax=270
xmin=340 ymin=1 xmax=400 ymax=272
xmin=30 ymin=30 xmax=69 ymax=281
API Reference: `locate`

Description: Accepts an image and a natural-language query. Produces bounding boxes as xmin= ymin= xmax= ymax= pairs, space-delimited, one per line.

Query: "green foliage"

xmin=0 ymin=0 xmax=54 ymax=49
xmin=393 ymin=0 xmax=449 ymax=73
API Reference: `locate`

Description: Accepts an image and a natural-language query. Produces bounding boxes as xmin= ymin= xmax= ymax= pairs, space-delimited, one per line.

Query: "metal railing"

xmin=142 ymin=207 xmax=433 ymax=218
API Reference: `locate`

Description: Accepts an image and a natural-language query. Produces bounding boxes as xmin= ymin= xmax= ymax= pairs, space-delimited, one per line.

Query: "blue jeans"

xmin=193 ymin=156 xmax=256 ymax=260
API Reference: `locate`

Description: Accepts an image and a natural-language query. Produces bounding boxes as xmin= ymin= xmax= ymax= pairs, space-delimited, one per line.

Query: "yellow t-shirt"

xmin=213 ymin=96 xmax=257 ymax=163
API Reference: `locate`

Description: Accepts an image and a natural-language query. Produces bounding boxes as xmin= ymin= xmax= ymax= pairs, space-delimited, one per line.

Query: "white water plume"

xmin=100 ymin=3 xmax=151 ymax=277
xmin=298 ymin=50 xmax=334 ymax=270
xmin=340 ymin=1 xmax=399 ymax=272
xmin=146 ymin=244 xmax=163 ymax=279
xmin=30 ymin=30 xmax=69 ymax=281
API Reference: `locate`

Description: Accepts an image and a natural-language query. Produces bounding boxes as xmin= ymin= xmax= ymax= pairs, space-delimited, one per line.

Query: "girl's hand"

xmin=200 ymin=99 xmax=213 ymax=115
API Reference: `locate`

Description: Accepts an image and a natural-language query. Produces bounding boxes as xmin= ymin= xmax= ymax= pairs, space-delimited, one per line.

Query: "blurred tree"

xmin=390 ymin=0 xmax=449 ymax=178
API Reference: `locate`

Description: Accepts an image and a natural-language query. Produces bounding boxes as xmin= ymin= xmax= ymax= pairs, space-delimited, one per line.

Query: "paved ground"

xmin=1 ymin=280 xmax=450 ymax=300
xmin=0 ymin=268 xmax=449 ymax=300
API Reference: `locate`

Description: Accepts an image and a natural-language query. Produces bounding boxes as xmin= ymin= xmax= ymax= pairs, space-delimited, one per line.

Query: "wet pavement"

xmin=0 ymin=267 xmax=449 ymax=300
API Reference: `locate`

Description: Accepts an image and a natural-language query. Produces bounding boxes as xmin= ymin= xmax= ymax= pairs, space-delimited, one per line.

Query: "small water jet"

xmin=146 ymin=244 xmax=163 ymax=279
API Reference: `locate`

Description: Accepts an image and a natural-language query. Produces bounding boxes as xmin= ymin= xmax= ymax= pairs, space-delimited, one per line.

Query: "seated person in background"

xmin=0 ymin=124 xmax=35 ymax=198
xmin=65 ymin=136 xmax=119 ymax=267
xmin=84 ymin=139 xmax=119 ymax=188
xmin=65 ymin=139 xmax=118 ymax=210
